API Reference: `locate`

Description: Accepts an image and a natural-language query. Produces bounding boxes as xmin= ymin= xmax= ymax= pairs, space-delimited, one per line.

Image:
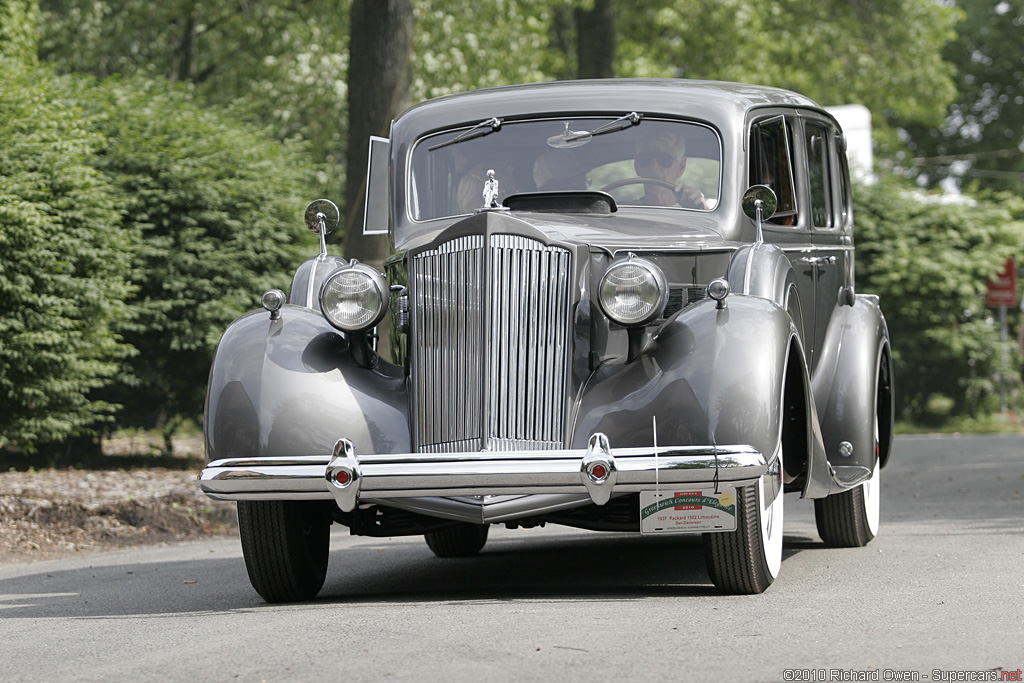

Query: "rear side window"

xmin=805 ymin=122 xmax=833 ymax=228
xmin=749 ymin=116 xmax=797 ymax=225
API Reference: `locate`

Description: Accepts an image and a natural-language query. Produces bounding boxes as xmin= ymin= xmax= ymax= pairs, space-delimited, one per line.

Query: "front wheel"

xmin=815 ymin=457 xmax=880 ymax=547
xmin=703 ymin=458 xmax=785 ymax=594
xmin=237 ymin=500 xmax=331 ymax=603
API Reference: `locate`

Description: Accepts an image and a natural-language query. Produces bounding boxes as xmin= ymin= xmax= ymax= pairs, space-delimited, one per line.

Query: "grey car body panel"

xmin=202 ymin=78 xmax=892 ymax=522
xmin=812 ymin=294 xmax=893 ymax=470
xmin=573 ymin=296 xmax=790 ymax=457
xmin=204 ymin=306 xmax=410 ymax=463
xmin=288 ymin=254 xmax=348 ymax=311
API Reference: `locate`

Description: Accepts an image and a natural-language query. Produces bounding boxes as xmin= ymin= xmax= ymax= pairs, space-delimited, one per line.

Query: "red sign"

xmin=675 ymin=491 xmax=700 ymax=510
xmin=986 ymin=258 xmax=1018 ymax=308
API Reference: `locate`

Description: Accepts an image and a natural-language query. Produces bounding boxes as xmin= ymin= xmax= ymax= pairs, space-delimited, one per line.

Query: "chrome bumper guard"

xmin=199 ymin=433 xmax=767 ymax=512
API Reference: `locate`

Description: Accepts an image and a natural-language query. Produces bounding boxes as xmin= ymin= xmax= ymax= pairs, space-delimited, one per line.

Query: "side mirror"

xmin=741 ymin=184 xmax=777 ymax=243
xmin=304 ymin=198 xmax=340 ymax=258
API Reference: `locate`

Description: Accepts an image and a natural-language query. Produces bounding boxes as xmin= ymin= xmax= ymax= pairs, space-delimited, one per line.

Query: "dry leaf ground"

xmin=1 ymin=439 xmax=238 ymax=565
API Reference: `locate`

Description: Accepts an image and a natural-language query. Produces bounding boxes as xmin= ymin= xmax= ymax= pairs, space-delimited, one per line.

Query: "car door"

xmin=749 ymin=112 xmax=817 ymax=362
xmin=800 ymin=116 xmax=853 ymax=374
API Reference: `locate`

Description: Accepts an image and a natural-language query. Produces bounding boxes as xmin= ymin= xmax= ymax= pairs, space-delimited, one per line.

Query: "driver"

xmin=634 ymin=129 xmax=707 ymax=208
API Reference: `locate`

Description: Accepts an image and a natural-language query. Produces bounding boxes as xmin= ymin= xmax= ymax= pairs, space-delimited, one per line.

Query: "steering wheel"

xmin=600 ymin=177 xmax=677 ymax=193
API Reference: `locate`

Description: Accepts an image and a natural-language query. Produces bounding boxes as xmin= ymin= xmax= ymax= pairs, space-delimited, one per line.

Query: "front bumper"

xmin=199 ymin=433 xmax=767 ymax=515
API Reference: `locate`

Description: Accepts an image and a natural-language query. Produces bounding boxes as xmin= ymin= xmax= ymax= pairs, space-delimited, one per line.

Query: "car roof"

xmin=392 ymin=79 xmax=824 ymax=137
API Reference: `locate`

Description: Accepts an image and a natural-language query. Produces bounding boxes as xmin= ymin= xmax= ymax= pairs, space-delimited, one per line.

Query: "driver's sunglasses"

xmin=636 ymin=151 xmax=679 ymax=169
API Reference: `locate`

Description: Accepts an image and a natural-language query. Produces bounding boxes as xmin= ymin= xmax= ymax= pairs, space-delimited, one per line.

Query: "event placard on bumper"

xmin=639 ymin=486 xmax=738 ymax=534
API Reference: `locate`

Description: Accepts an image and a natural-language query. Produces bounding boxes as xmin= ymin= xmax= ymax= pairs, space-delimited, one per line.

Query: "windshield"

xmin=408 ymin=117 xmax=722 ymax=221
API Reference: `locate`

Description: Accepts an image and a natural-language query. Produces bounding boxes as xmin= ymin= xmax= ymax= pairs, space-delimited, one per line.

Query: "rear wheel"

xmin=703 ymin=452 xmax=784 ymax=594
xmin=237 ymin=500 xmax=331 ymax=603
xmin=424 ymin=523 xmax=489 ymax=558
xmin=815 ymin=456 xmax=880 ymax=547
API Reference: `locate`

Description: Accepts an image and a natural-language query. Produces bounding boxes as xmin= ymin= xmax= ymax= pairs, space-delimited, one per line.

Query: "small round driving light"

xmin=707 ymin=278 xmax=731 ymax=309
xmin=261 ymin=288 xmax=286 ymax=319
xmin=319 ymin=264 xmax=389 ymax=332
xmin=598 ymin=258 xmax=667 ymax=326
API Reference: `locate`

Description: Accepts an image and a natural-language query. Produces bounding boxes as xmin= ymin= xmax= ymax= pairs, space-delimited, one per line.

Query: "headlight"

xmin=319 ymin=264 xmax=389 ymax=332
xmin=598 ymin=258 xmax=667 ymax=326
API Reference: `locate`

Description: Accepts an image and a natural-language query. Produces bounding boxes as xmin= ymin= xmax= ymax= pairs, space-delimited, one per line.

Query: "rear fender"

xmin=812 ymin=294 xmax=894 ymax=470
xmin=204 ymin=305 xmax=409 ymax=462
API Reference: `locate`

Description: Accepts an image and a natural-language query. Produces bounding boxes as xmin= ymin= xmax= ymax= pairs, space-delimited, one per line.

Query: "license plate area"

xmin=639 ymin=486 xmax=738 ymax=534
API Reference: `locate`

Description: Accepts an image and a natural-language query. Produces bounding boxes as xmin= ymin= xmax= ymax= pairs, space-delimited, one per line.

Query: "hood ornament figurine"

xmin=482 ymin=169 xmax=500 ymax=208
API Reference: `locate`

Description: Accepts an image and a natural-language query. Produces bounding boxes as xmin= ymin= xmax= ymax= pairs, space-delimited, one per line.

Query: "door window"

xmin=749 ymin=116 xmax=798 ymax=226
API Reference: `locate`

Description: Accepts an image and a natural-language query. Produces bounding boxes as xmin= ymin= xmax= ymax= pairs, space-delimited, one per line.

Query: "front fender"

xmin=288 ymin=254 xmax=348 ymax=310
xmin=728 ymin=242 xmax=809 ymax=346
xmin=812 ymin=294 xmax=893 ymax=470
xmin=203 ymin=305 xmax=410 ymax=463
xmin=728 ymin=243 xmax=793 ymax=303
xmin=572 ymin=296 xmax=794 ymax=461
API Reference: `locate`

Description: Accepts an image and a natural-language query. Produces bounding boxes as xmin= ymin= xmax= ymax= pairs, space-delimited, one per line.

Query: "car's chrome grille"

xmin=411 ymin=234 xmax=572 ymax=453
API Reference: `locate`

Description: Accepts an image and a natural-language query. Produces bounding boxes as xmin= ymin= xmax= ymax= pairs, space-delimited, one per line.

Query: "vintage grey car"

xmin=199 ymin=79 xmax=894 ymax=602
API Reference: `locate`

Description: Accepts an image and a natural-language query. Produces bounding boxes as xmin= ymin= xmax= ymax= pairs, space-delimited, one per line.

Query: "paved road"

xmin=1 ymin=435 xmax=1022 ymax=682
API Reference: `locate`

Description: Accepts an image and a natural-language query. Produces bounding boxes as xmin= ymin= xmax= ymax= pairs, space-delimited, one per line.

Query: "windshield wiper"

xmin=563 ymin=112 xmax=643 ymax=143
xmin=428 ymin=117 xmax=503 ymax=151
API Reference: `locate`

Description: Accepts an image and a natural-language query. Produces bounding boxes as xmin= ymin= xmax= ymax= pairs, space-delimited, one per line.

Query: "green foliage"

xmin=0 ymin=0 xmax=38 ymax=64
xmin=854 ymin=176 xmax=1024 ymax=423
xmin=1 ymin=61 xmax=318 ymax=452
xmin=75 ymin=76 xmax=317 ymax=430
xmin=38 ymin=0 xmax=350 ymax=199
xmin=896 ymin=0 xmax=1024 ymax=195
xmin=37 ymin=0 xmax=961 ymax=210
xmin=411 ymin=0 xmax=552 ymax=99
xmin=616 ymin=0 xmax=957 ymax=124
xmin=0 ymin=62 xmax=133 ymax=450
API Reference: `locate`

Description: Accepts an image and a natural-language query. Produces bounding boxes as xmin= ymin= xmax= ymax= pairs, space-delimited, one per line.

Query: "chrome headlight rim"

xmin=319 ymin=264 xmax=389 ymax=333
xmin=598 ymin=257 xmax=668 ymax=327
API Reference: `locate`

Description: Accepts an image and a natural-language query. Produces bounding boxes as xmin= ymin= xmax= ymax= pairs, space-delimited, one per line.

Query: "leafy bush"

xmin=1 ymin=63 xmax=320 ymax=454
xmin=0 ymin=61 xmax=134 ymax=450
xmin=75 ymin=76 xmax=318 ymax=436
xmin=0 ymin=0 xmax=37 ymax=65
xmin=854 ymin=176 xmax=1024 ymax=424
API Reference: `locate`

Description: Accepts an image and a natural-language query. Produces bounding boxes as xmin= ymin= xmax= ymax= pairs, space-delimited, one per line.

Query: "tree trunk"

xmin=548 ymin=5 xmax=575 ymax=80
xmin=171 ymin=8 xmax=198 ymax=83
xmin=342 ymin=0 xmax=413 ymax=266
xmin=577 ymin=0 xmax=615 ymax=79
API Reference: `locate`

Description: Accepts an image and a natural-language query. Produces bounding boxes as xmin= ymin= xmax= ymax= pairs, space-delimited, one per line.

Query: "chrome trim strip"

xmin=830 ymin=464 xmax=873 ymax=489
xmin=199 ymin=438 xmax=767 ymax=511
xmin=363 ymin=493 xmax=602 ymax=525
xmin=305 ymin=254 xmax=332 ymax=310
